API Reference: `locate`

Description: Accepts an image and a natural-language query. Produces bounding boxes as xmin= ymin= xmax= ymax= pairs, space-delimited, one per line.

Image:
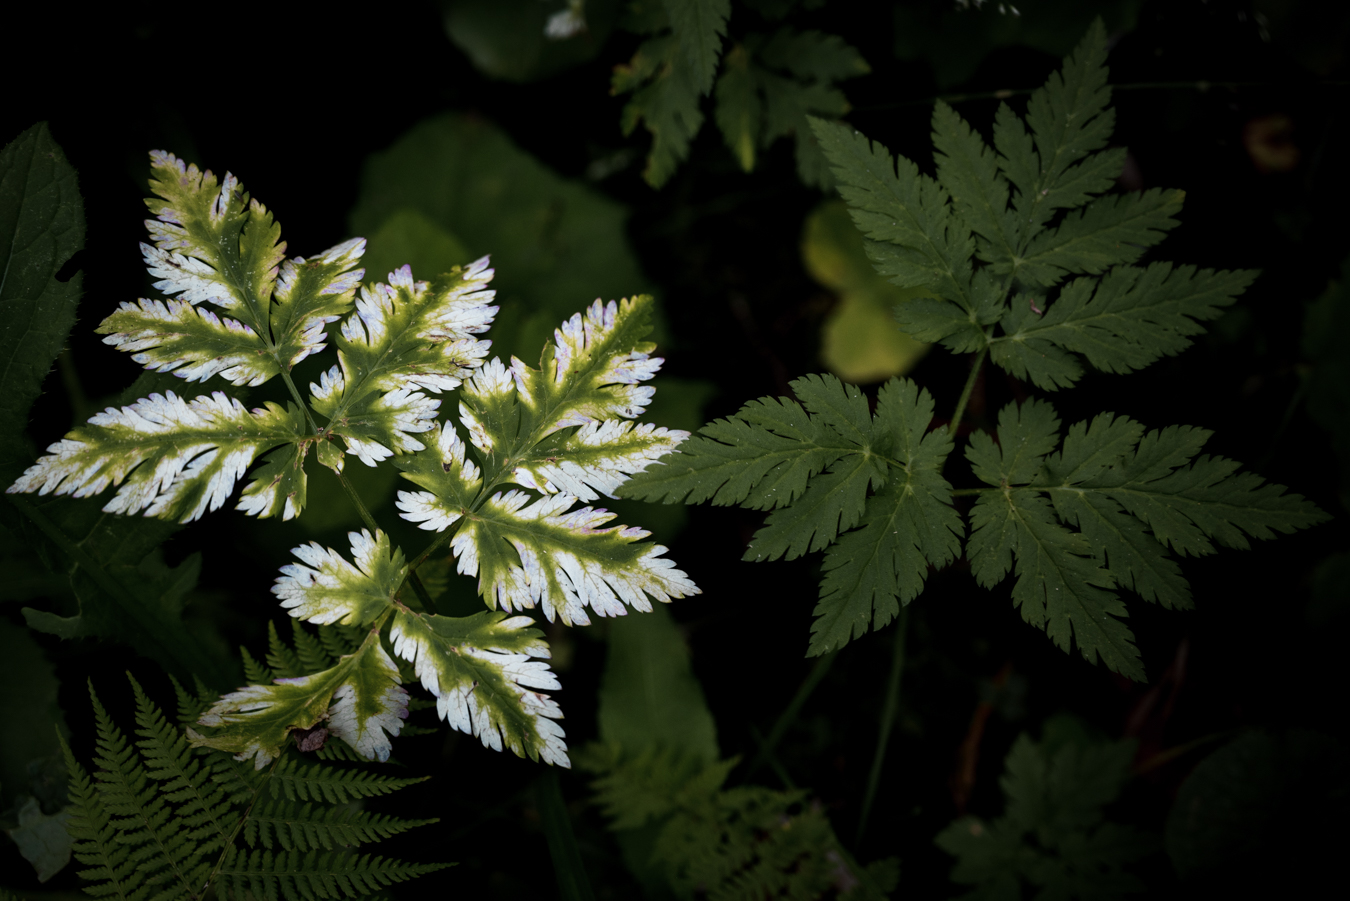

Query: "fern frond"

xmin=243 ymin=799 xmax=435 ymax=852
xmin=266 ymin=756 xmax=426 ymax=804
xmin=216 ymin=846 xmax=450 ymax=900
xmin=965 ymin=399 xmax=1329 ymax=678
xmin=64 ymin=678 xmax=445 ymax=899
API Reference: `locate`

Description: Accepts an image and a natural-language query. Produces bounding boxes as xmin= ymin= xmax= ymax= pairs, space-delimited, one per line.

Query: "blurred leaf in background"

xmin=349 ymin=111 xmax=653 ymax=363
xmin=894 ymin=0 xmax=1144 ymax=89
xmin=936 ymin=715 xmax=1154 ymax=900
xmin=441 ymin=0 xmax=622 ymax=82
xmin=802 ymin=200 xmax=930 ymax=384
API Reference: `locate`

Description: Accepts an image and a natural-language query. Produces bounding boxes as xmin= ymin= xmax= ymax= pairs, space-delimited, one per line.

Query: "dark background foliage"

xmin=2 ymin=0 xmax=1347 ymax=896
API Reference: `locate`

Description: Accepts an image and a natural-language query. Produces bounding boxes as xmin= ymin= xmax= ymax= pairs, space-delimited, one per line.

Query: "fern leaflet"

xmin=61 ymin=676 xmax=448 ymax=900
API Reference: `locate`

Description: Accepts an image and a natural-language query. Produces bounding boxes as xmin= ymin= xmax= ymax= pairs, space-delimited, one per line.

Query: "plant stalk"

xmin=855 ymin=604 xmax=910 ymax=848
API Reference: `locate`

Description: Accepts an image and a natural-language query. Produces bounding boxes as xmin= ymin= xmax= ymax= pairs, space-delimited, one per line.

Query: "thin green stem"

xmin=746 ymin=651 xmax=838 ymax=780
xmin=278 ymin=368 xmax=322 ymax=435
xmin=855 ymin=604 xmax=910 ymax=848
xmin=335 ymin=470 xmax=438 ymax=613
xmin=951 ymin=488 xmax=989 ymax=497
xmin=748 ymin=725 xmax=797 ymax=790
xmin=948 ymin=346 xmax=988 ymax=436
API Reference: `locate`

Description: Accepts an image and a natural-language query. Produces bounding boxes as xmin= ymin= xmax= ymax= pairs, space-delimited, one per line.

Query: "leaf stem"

xmin=948 ymin=346 xmax=988 ymax=436
xmin=855 ymin=604 xmax=909 ymax=848
xmin=335 ymin=470 xmax=438 ymax=613
xmin=278 ymin=368 xmax=322 ymax=435
xmin=745 ymin=650 xmax=838 ymax=780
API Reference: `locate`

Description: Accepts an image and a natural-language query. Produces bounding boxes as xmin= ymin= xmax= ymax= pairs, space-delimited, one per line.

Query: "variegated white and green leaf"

xmin=389 ymin=610 xmax=567 ymax=766
xmin=270 ymin=236 xmax=366 ymax=368
xmin=190 ymin=638 xmax=407 ymax=767
xmin=514 ymin=419 xmax=688 ymax=502
xmin=274 ymin=529 xmax=405 ymax=627
xmin=490 ymin=296 xmax=663 ymax=452
xmin=450 ymin=490 xmax=699 ymax=626
xmin=311 ymin=261 xmax=496 ymax=467
xmin=96 ymin=298 xmax=276 ymax=386
xmin=142 ymin=151 xmax=285 ymax=333
xmin=393 ymin=422 xmax=483 ymax=531
xmin=7 ymin=391 xmax=306 ymax=522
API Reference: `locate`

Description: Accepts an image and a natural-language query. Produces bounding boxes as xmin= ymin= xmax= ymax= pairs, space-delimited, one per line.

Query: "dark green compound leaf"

xmin=662 ymin=0 xmax=731 ymax=96
xmin=966 ymin=398 xmax=1328 ymax=680
xmin=809 ymin=378 xmax=961 ymax=655
xmin=991 ymin=263 xmax=1256 ymax=390
xmin=0 ymin=123 xmax=84 ymax=483
xmin=614 ymin=34 xmax=706 ymax=188
xmin=628 ymin=372 xmax=958 ymax=657
xmin=938 ymin=717 xmax=1153 ymax=900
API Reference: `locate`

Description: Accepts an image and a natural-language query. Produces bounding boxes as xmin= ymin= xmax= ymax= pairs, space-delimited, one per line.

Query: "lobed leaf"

xmin=614 ymin=35 xmax=705 ymax=188
xmin=662 ymin=0 xmax=731 ymax=96
xmin=390 ymin=610 xmax=567 ymax=766
xmin=965 ymin=398 xmax=1328 ymax=678
xmin=311 ymin=260 xmax=496 ymax=467
xmin=192 ymin=638 xmax=407 ymax=767
xmin=273 ymin=529 xmax=405 ymax=628
xmin=7 ymin=391 xmax=307 ymax=522
xmin=991 ymin=263 xmax=1257 ymax=390
xmin=451 ymin=490 xmax=699 ymax=626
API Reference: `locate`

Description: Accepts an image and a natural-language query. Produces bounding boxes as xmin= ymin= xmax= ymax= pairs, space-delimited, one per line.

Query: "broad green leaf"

xmin=192 ymin=637 xmax=407 ymax=767
xmin=991 ymin=263 xmax=1257 ymax=390
xmin=451 ymin=490 xmax=699 ymax=625
xmin=597 ymin=603 xmax=718 ymax=761
xmin=662 ymin=0 xmax=730 ymax=95
xmin=8 ymin=391 xmax=307 ymax=522
xmin=807 ymin=377 xmax=960 ymax=654
xmin=5 ymin=796 xmax=72 ymax=882
xmin=311 ymin=260 xmax=496 ymax=466
xmin=348 ymin=113 xmax=650 ymax=362
xmin=0 ymin=123 xmax=84 ymax=480
xmin=0 ymin=618 xmax=66 ymax=813
xmin=389 ymin=609 xmax=567 ymax=766
xmin=273 ymin=529 xmax=405 ymax=628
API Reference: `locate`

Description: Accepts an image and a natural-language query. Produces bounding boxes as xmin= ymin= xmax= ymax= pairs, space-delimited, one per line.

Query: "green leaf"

xmin=996 ymin=19 xmax=1122 ymax=242
xmin=714 ymin=45 xmax=760 ymax=171
xmin=932 ymin=100 xmax=1018 ymax=272
xmin=348 ymin=113 xmax=650 ymax=362
xmin=614 ymin=34 xmax=705 ymax=187
xmin=0 ymin=123 xmax=83 ymax=479
xmin=389 ymin=609 xmax=567 ymax=766
xmin=807 ymin=377 xmax=961 ymax=655
xmin=193 ymin=635 xmax=407 ymax=767
xmin=618 ymin=390 xmax=855 ymax=510
xmin=991 ymin=263 xmax=1256 ymax=390
xmin=273 ymin=529 xmax=405 ymax=628
xmin=4 ymin=797 xmax=72 ymax=883
xmin=8 ymin=391 xmax=307 ymax=522
xmin=937 ymin=718 xmax=1152 ymax=899
xmin=597 ymin=602 xmax=718 ymax=760
xmin=310 ymin=260 xmax=496 ymax=466
xmin=1016 ymin=188 xmax=1185 ymax=287
xmin=393 ymin=422 xmax=483 ymax=532
xmin=965 ymin=398 xmax=1328 ymax=679
xmin=662 ymin=0 xmax=730 ymax=96
xmin=96 ymin=298 xmax=275 ymax=387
